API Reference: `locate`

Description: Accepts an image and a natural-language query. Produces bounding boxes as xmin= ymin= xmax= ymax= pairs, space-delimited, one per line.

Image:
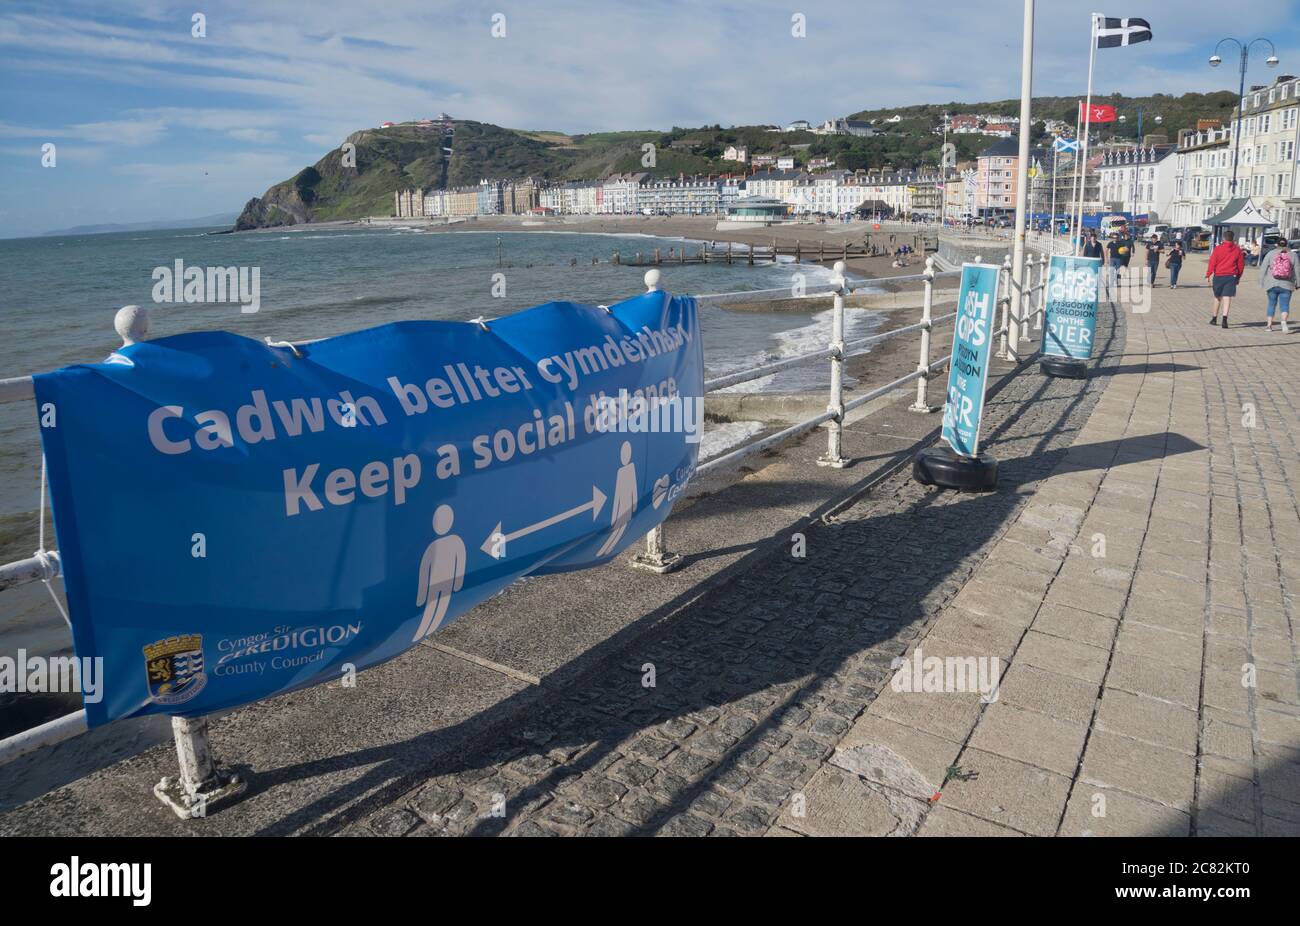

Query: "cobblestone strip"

xmin=345 ymin=301 xmax=1126 ymax=837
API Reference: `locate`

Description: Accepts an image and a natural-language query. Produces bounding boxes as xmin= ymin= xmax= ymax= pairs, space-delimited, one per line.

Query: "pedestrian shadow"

xmin=1095 ymin=734 xmax=1300 ymax=837
xmin=1093 ymin=362 xmax=1202 ymax=377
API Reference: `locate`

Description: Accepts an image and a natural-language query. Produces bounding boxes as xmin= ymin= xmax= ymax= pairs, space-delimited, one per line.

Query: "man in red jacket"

xmin=1206 ymin=230 xmax=1245 ymax=328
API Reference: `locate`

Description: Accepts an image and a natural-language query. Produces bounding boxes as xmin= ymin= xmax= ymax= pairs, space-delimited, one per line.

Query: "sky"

xmin=3 ymin=0 xmax=1300 ymax=237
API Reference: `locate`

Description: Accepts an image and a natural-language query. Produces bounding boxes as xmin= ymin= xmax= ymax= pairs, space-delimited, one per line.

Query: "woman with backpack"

xmin=1259 ymin=238 xmax=1295 ymax=333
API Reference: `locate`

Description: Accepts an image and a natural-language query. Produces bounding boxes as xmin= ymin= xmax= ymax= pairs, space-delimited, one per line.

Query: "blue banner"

xmin=941 ymin=263 xmax=1000 ymax=457
xmin=1042 ymin=255 xmax=1101 ymax=361
xmin=34 ymin=292 xmax=702 ymax=726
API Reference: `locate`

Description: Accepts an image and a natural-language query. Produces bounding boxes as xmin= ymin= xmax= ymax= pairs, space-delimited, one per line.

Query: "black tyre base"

xmin=913 ymin=446 xmax=999 ymax=491
xmin=1039 ymin=356 xmax=1088 ymax=378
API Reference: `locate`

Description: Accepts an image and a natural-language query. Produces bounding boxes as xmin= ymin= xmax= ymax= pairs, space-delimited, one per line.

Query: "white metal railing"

xmin=0 ymin=245 xmax=1053 ymax=813
xmin=631 ymin=249 xmax=1052 ymax=570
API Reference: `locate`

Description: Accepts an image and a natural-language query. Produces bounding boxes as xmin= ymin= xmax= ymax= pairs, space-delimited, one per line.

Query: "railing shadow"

xmin=227 ymin=299 xmax=1155 ymax=836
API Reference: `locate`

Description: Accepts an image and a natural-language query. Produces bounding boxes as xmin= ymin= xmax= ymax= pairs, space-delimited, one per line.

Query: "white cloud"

xmin=226 ymin=127 xmax=279 ymax=143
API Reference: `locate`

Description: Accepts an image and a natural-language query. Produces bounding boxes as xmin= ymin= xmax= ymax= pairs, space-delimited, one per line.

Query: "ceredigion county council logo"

xmin=143 ymin=634 xmax=208 ymax=705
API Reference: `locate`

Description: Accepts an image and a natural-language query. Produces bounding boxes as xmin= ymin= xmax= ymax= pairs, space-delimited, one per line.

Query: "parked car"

xmin=1191 ymin=231 xmax=1212 ymax=251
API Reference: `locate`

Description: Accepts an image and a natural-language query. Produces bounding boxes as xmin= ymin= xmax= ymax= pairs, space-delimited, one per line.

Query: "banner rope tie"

xmin=264 ymin=337 xmax=303 ymax=358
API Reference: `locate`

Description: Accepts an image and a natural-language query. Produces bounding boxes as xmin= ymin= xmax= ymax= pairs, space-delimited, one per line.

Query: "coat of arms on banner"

xmin=144 ymin=634 xmax=208 ymax=705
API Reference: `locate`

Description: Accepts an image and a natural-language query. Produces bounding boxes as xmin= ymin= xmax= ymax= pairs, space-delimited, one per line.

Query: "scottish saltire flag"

xmin=1054 ymin=137 xmax=1080 ymax=153
xmin=1095 ymin=16 xmax=1152 ymax=48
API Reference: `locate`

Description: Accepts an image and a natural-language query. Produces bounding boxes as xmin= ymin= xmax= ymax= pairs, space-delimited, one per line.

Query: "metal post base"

xmin=816 ymin=454 xmax=848 ymax=469
xmin=630 ymin=550 xmax=683 ymax=574
xmin=154 ymin=768 xmax=246 ymax=820
xmin=1040 ymin=357 xmax=1088 ymax=378
xmin=912 ymin=446 xmax=999 ymax=492
xmin=908 ymin=402 xmax=938 ymax=414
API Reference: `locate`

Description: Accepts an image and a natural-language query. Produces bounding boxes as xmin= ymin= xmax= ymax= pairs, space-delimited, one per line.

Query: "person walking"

xmin=1145 ymin=233 xmax=1163 ymax=286
xmin=1166 ymin=240 xmax=1185 ymax=289
xmin=1259 ymin=237 xmax=1295 ymax=333
xmin=1206 ymin=230 xmax=1245 ymax=328
xmin=1082 ymin=231 xmax=1104 ymax=260
xmin=1105 ymin=232 xmax=1129 ymax=300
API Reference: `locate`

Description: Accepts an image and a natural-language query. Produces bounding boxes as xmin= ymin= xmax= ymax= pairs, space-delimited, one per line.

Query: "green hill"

xmin=234 ymin=91 xmax=1243 ymax=229
xmin=850 ymin=91 xmax=1240 ymax=143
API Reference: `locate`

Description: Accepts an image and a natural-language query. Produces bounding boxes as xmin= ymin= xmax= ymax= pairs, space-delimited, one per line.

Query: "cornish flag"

xmin=1095 ymin=16 xmax=1152 ymax=48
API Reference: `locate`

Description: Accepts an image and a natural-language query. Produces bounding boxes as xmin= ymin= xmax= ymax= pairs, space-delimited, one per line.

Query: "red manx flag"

xmin=1080 ymin=102 xmax=1117 ymax=124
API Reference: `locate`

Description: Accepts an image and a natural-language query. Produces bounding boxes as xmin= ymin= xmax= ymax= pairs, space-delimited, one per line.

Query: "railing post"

xmin=910 ymin=256 xmax=937 ymax=413
xmin=631 ymin=269 xmax=683 ymax=574
xmin=154 ymin=716 xmax=246 ymax=819
xmin=111 ymin=305 xmax=249 ymax=819
xmin=114 ymin=304 xmax=149 ymax=346
xmin=1033 ymin=253 xmax=1046 ymax=331
xmin=999 ymin=253 xmax=1014 ymax=361
xmin=1019 ymin=253 xmax=1034 ymax=346
xmin=817 ymin=261 xmax=848 ymax=468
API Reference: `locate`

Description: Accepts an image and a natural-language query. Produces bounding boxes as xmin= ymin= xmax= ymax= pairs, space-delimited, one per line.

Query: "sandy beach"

xmin=256 ymin=213 xmax=936 ymax=283
xmin=247 ymin=214 xmax=955 ymax=419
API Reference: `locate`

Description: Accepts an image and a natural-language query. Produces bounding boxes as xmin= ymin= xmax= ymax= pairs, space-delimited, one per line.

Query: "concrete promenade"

xmin=352 ymin=261 xmax=1296 ymax=837
xmin=3 ymin=254 xmax=1297 ymax=836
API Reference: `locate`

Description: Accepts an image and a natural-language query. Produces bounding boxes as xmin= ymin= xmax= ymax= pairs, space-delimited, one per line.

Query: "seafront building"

xmin=394 ymin=166 xmax=947 ymax=221
xmin=1097 ymin=145 xmax=1177 ymax=219
xmin=975 ymin=138 xmax=1021 ymax=214
xmin=1168 ymin=125 xmax=1235 ymax=230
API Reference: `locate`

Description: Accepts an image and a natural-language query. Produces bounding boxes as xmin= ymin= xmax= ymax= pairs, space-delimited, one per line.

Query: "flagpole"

xmin=1008 ymin=0 xmax=1036 ymax=358
xmin=1075 ymin=12 xmax=1099 ymax=255
xmin=1050 ymin=144 xmax=1058 ymax=244
xmin=1069 ymin=108 xmax=1081 ymax=244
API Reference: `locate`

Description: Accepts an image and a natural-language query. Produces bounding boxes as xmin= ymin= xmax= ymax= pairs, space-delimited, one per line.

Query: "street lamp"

xmin=1210 ymin=37 xmax=1279 ymax=195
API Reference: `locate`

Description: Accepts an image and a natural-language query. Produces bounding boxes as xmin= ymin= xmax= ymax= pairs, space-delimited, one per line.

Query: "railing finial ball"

xmin=114 ymin=305 xmax=149 ymax=347
xmin=644 ymin=269 xmax=661 ymax=292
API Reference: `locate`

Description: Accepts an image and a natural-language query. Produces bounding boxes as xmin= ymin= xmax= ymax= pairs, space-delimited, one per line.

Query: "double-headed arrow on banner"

xmin=482 ymin=485 xmax=608 ymax=558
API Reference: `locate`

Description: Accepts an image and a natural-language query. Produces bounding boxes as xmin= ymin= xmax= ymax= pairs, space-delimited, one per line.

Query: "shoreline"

xmin=239 ymin=214 xmax=934 ymax=283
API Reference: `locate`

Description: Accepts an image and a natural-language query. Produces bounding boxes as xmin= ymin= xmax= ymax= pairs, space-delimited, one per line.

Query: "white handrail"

xmin=0 ymin=247 xmax=1056 ymax=774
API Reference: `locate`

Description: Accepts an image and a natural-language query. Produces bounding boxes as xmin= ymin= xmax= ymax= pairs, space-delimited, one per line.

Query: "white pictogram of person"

xmin=598 ymin=440 xmax=638 ymax=557
xmin=414 ymin=504 xmax=466 ymax=642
